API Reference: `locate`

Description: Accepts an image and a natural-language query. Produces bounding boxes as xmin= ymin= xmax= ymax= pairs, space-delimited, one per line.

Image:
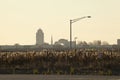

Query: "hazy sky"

xmin=0 ymin=0 xmax=120 ymax=45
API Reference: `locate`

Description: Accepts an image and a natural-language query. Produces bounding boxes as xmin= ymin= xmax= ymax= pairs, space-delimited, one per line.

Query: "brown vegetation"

xmin=0 ymin=48 xmax=120 ymax=75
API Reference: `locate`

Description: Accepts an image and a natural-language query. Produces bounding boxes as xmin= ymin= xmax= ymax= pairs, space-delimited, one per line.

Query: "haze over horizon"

xmin=0 ymin=0 xmax=120 ymax=45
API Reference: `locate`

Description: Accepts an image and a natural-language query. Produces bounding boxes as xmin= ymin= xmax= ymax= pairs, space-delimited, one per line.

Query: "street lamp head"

xmin=87 ymin=16 xmax=91 ymax=18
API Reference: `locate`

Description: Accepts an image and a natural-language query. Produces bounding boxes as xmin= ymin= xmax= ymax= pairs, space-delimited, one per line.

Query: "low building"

xmin=117 ymin=39 xmax=120 ymax=45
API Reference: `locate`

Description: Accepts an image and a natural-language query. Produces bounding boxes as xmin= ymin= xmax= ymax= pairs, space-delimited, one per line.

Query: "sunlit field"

xmin=0 ymin=48 xmax=120 ymax=75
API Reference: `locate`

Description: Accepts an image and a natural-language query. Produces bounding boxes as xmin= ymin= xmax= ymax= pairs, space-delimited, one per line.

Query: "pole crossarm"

xmin=71 ymin=16 xmax=91 ymax=23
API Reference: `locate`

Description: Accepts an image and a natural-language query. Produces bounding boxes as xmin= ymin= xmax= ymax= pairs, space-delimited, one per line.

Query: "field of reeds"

xmin=0 ymin=48 xmax=120 ymax=75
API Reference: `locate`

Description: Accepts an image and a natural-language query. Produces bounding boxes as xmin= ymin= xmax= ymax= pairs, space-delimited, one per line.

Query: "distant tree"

xmin=93 ymin=40 xmax=101 ymax=46
xmin=77 ymin=41 xmax=88 ymax=46
xmin=58 ymin=39 xmax=69 ymax=47
xmin=14 ymin=43 xmax=20 ymax=46
xmin=53 ymin=42 xmax=63 ymax=49
xmin=101 ymin=41 xmax=109 ymax=45
xmin=54 ymin=39 xmax=69 ymax=47
xmin=88 ymin=42 xmax=93 ymax=46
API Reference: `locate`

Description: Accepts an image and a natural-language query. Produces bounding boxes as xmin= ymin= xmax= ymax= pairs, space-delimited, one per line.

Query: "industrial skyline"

xmin=0 ymin=28 xmax=119 ymax=51
xmin=0 ymin=28 xmax=120 ymax=46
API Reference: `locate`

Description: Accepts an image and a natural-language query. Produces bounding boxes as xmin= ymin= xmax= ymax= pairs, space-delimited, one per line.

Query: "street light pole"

xmin=70 ymin=20 xmax=72 ymax=49
xmin=69 ymin=16 xmax=91 ymax=49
